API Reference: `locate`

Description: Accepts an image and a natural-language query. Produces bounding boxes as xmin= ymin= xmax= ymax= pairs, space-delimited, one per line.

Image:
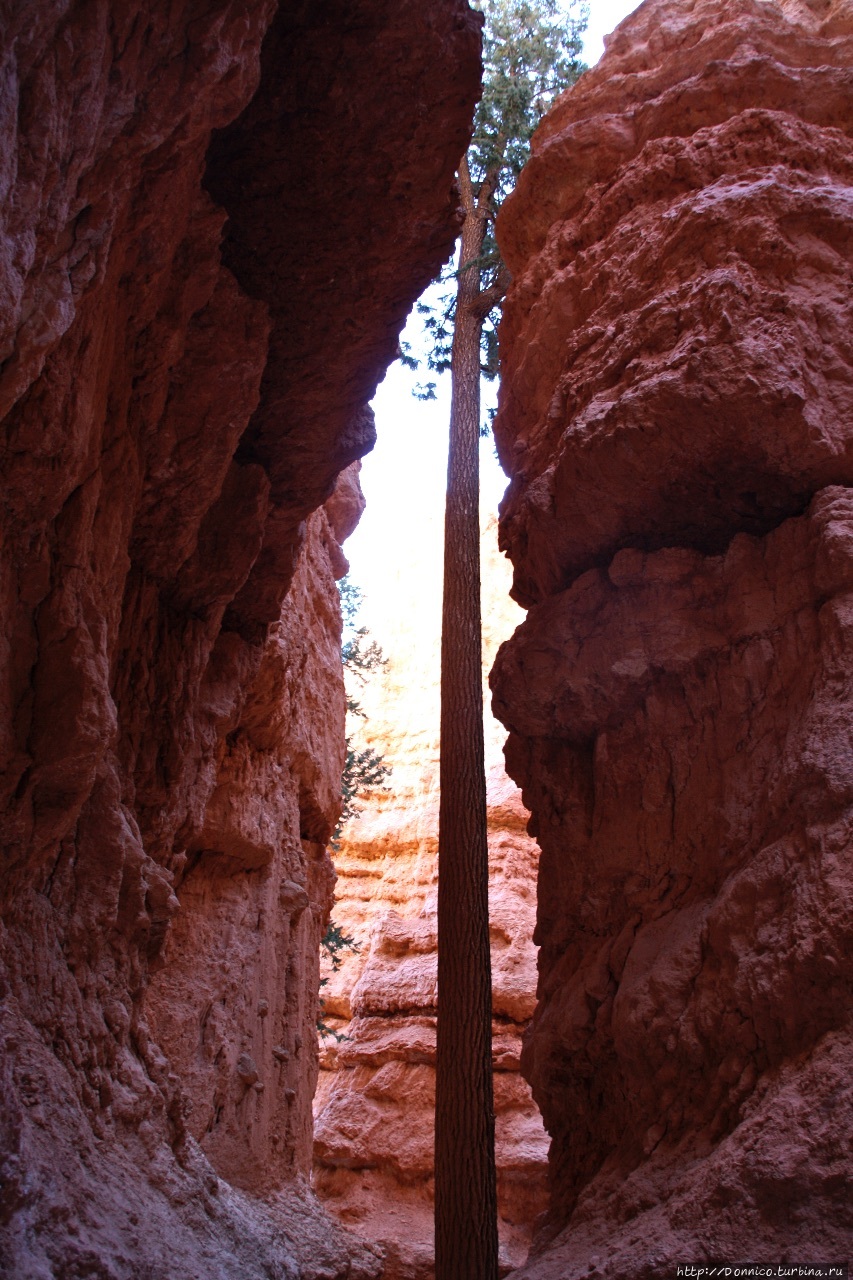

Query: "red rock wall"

xmin=490 ymin=0 xmax=853 ymax=1274
xmin=312 ymin=520 xmax=549 ymax=1277
xmin=0 ymin=3 xmax=480 ymax=1276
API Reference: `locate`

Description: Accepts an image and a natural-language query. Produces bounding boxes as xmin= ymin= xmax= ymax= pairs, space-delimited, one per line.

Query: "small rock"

xmin=236 ymin=1053 xmax=259 ymax=1087
xmin=279 ymin=880 xmax=309 ymax=915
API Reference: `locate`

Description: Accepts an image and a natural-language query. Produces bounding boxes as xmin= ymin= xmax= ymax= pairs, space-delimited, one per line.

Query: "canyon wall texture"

xmin=490 ymin=0 xmax=853 ymax=1275
xmin=0 ymin=3 xmax=481 ymax=1276
xmin=313 ymin=518 xmax=549 ymax=1278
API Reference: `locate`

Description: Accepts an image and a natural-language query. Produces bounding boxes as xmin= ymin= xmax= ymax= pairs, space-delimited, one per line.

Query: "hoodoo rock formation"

xmin=313 ymin=520 xmax=548 ymax=1278
xmin=490 ymin=0 xmax=853 ymax=1275
xmin=0 ymin=3 xmax=480 ymax=1276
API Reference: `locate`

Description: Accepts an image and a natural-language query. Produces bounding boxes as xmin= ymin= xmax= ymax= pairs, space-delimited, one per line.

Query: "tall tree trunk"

xmin=435 ymin=155 xmax=499 ymax=1280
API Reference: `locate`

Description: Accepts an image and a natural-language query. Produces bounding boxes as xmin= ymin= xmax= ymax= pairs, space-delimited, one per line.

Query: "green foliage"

xmin=320 ymin=582 xmax=386 ymax=1039
xmin=338 ymin=574 xmax=363 ymax=630
xmin=406 ymin=0 xmax=587 ymax=402
xmin=470 ymin=0 xmax=587 ymax=200
xmin=341 ymin=632 xmax=386 ymax=708
xmin=317 ymin=921 xmax=360 ymax=1041
xmin=320 ymin=920 xmax=358 ymax=973
xmin=339 ymin=574 xmax=387 ymax=715
xmin=473 ymin=0 xmax=587 ymax=365
xmin=332 ymin=577 xmax=391 ymax=847
xmin=339 ymin=742 xmax=390 ymax=829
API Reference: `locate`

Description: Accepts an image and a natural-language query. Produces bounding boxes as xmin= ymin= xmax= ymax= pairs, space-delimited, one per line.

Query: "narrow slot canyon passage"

xmin=309 ymin=365 xmax=547 ymax=1276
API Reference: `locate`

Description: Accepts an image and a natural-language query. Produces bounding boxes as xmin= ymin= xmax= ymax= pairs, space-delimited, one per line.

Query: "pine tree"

xmin=334 ymin=576 xmax=390 ymax=846
xmin=433 ymin=6 xmax=586 ymax=1277
xmin=319 ymin=578 xmax=389 ymax=1041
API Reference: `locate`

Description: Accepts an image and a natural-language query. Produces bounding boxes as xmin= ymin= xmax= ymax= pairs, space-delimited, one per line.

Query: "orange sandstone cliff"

xmin=0 ymin=3 xmax=480 ymax=1276
xmin=313 ymin=518 xmax=548 ymax=1278
xmin=490 ymin=0 xmax=853 ymax=1275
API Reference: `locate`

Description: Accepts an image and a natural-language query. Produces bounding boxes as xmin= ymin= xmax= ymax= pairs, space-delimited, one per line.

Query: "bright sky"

xmin=581 ymin=0 xmax=645 ymax=63
xmin=344 ymin=0 xmax=643 ymax=631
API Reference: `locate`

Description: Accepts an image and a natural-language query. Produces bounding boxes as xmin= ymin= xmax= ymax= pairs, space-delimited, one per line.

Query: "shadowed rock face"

xmin=490 ymin=0 xmax=853 ymax=1274
xmin=205 ymin=0 xmax=485 ymax=635
xmin=0 ymin=2 xmax=480 ymax=1276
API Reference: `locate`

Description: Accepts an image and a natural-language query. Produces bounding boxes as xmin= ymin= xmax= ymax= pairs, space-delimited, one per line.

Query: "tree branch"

xmin=470 ymin=262 xmax=512 ymax=321
xmin=476 ymin=161 xmax=502 ymax=215
xmin=458 ymin=151 xmax=476 ymax=219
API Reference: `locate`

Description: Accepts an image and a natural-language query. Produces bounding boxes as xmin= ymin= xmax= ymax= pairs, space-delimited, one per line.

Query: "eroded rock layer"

xmin=313 ymin=520 xmax=549 ymax=1277
xmin=0 ymin=3 xmax=480 ymax=1276
xmin=490 ymin=0 xmax=853 ymax=1274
